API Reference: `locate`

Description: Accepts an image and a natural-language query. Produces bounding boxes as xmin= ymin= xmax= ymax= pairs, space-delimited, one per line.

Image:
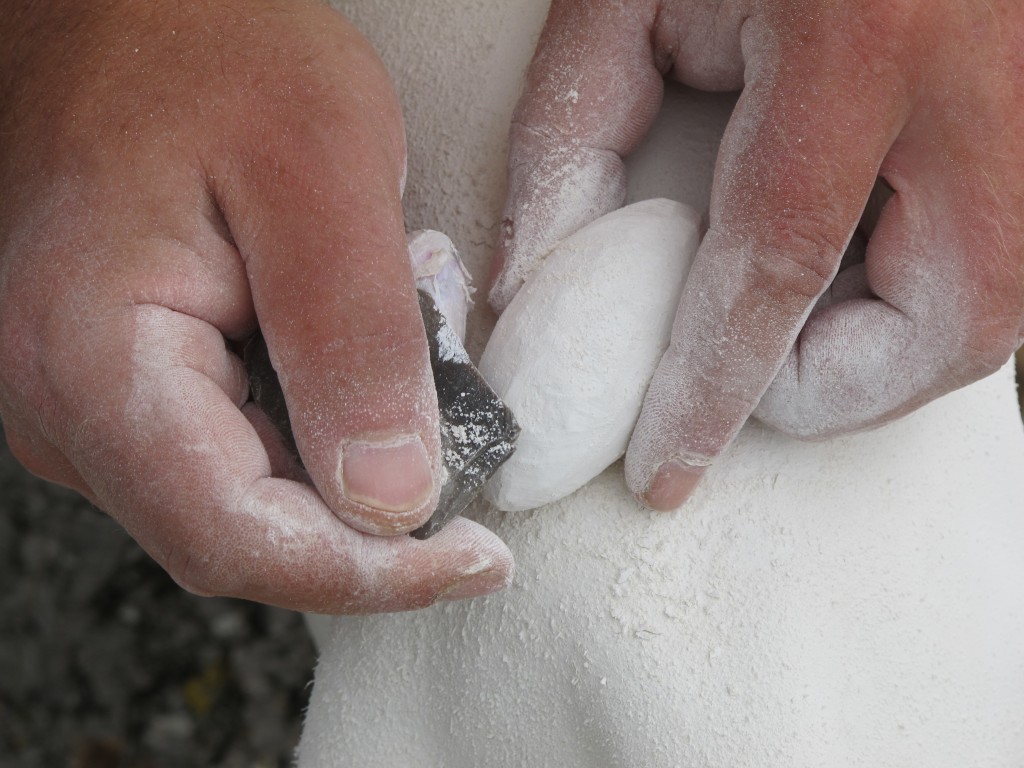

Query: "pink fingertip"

xmin=437 ymin=565 xmax=512 ymax=602
xmin=640 ymin=459 xmax=705 ymax=512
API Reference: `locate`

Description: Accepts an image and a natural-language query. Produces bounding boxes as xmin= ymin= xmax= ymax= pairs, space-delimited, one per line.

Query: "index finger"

xmin=626 ymin=14 xmax=908 ymax=507
xmin=212 ymin=23 xmax=440 ymax=536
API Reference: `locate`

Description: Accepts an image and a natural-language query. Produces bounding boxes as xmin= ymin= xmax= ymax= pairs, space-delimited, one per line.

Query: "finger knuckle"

xmin=743 ymin=215 xmax=845 ymax=303
xmin=342 ymin=320 xmax=427 ymax=367
xmin=0 ymin=305 xmax=96 ymax=450
xmin=953 ymin=329 xmax=1019 ymax=383
xmin=832 ymin=9 xmax=910 ymax=74
xmin=754 ymin=362 xmax=845 ymax=441
xmin=0 ymin=301 xmax=31 ymax=390
xmin=164 ymin=543 xmax=232 ymax=598
xmin=4 ymin=429 xmax=47 ymax=474
xmin=0 ymin=305 xmax=58 ymax=437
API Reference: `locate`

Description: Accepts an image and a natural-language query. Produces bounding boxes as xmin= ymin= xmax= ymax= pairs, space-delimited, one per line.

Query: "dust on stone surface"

xmin=0 ymin=428 xmax=316 ymax=768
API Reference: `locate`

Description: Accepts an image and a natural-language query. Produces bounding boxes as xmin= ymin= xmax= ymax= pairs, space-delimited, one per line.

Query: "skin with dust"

xmin=298 ymin=2 xmax=1024 ymax=766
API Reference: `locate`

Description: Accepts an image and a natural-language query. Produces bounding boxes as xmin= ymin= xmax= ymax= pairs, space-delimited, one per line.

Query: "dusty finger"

xmin=756 ymin=161 xmax=1024 ymax=437
xmin=490 ymin=0 xmax=666 ymax=310
xmin=625 ymin=21 xmax=907 ymax=509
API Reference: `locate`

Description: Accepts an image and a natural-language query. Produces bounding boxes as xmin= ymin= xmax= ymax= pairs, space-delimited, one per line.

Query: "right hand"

xmin=0 ymin=0 xmax=512 ymax=613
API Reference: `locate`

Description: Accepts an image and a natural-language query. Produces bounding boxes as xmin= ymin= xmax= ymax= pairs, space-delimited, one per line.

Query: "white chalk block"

xmin=479 ymin=198 xmax=701 ymax=511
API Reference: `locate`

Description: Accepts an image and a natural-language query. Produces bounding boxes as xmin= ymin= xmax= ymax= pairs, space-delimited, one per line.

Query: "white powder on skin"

xmin=493 ymin=137 xmax=627 ymax=310
xmin=300 ymin=2 xmax=1024 ymax=765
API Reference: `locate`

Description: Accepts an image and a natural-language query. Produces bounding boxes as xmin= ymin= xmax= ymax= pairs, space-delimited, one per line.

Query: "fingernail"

xmin=438 ymin=565 xmax=511 ymax=602
xmin=340 ymin=435 xmax=433 ymax=513
xmin=641 ymin=459 xmax=705 ymax=511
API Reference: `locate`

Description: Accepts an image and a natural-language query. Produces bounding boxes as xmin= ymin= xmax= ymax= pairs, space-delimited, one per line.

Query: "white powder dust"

xmin=299 ymin=2 xmax=1024 ymax=766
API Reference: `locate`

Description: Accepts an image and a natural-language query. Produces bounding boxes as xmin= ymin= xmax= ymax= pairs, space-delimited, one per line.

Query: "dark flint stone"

xmin=243 ymin=291 xmax=519 ymax=539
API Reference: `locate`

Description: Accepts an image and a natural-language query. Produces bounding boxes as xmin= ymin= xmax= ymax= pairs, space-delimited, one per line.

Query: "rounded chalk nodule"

xmin=478 ymin=198 xmax=701 ymax=512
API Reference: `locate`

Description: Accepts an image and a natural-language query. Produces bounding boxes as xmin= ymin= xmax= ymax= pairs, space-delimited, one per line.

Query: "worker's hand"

xmin=0 ymin=0 xmax=512 ymax=612
xmin=491 ymin=0 xmax=1024 ymax=510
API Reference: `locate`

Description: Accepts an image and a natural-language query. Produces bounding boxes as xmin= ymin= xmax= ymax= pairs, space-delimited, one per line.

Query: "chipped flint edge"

xmin=411 ymin=290 xmax=520 ymax=540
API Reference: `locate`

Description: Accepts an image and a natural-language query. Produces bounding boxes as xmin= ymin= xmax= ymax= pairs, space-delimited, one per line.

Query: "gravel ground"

xmin=0 ymin=427 xmax=317 ymax=768
xmin=3 ymin=353 xmax=1023 ymax=767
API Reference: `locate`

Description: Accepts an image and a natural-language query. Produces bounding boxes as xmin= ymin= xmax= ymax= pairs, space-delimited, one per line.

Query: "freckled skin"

xmin=492 ymin=0 xmax=1024 ymax=510
xmin=0 ymin=0 xmax=512 ymax=613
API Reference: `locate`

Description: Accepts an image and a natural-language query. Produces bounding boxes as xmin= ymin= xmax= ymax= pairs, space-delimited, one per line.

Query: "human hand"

xmin=0 ymin=0 xmax=512 ymax=612
xmin=491 ymin=0 xmax=1024 ymax=510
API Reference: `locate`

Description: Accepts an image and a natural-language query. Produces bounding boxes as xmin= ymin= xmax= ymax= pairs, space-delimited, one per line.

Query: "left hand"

xmin=490 ymin=0 xmax=1024 ymax=510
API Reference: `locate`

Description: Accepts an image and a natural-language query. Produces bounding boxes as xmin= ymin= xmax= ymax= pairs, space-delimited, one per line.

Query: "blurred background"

xmin=0 ymin=435 xmax=316 ymax=768
xmin=2 ymin=353 xmax=1023 ymax=768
